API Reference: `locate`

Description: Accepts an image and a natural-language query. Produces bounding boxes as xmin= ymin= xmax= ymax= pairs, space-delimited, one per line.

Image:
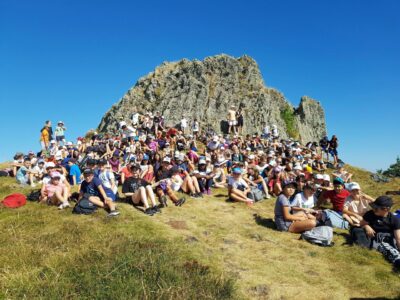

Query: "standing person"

xmin=153 ymin=111 xmax=163 ymax=136
xmin=54 ymin=121 xmax=67 ymax=146
xmin=191 ymin=118 xmax=200 ymax=140
xmin=227 ymin=105 xmax=237 ymax=135
xmin=329 ymin=135 xmax=339 ymax=166
xmin=319 ymin=136 xmax=330 ymax=161
xmin=40 ymin=121 xmax=52 ymax=150
xmin=180 ymin=115 xmax=188 ymax=135
xmin=236 ymin=106 xmax=244 ymax=136
xmin=131 ymin=109 xmax=140 ymax=127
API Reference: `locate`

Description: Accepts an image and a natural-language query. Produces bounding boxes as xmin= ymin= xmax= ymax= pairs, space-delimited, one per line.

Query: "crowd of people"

xmin=4 ymin=108 xmax=400 ymax=270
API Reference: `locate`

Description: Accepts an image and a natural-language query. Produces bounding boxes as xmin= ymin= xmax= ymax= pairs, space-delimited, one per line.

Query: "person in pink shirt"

xmin=39 ymin=172 xmax=70 ymax=209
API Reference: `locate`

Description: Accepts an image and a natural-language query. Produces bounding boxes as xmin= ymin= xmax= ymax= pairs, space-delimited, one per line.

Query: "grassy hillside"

xmin=0 ymin=165 xmax=399 ymax=299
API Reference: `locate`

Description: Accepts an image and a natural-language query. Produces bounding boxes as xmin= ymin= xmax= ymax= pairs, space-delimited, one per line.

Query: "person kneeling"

xmin=79 ymin=169 xmax=120 ymax=217
xmin=122 ymin=164 xmax=160 ymax=216
xmin=274 ymin=181 xmax=316 ymax=233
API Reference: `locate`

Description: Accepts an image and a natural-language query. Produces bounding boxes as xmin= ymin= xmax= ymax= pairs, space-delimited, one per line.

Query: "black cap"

xmin=130 ymin=164 xmax=141 ymax=171
xmin=282 ymin=181 xmax=297 ymax=189
xmin=83 ymin=169 xmax=94 ymax=175
xmin=370 ymin=196 xmax=393 ymax=209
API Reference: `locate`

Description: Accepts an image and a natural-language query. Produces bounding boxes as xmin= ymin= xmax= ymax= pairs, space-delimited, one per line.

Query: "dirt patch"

xmin=167 ymin=220 xmax=188 ymax=230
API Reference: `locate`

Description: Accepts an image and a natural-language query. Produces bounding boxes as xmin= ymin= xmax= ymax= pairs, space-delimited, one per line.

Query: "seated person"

xmin=79 ymin=169 xmax=120 ymax=217
xmin=39 ymin=171 xmax=70 ymax=209
xmin=317 ymin=177 xmax=350 ymax=229
xmin=274 ymin=181 xmax=316 ymax=233
xmin=356 ymin=196 xmax=400 ymax=269
xmin=332 ymin=164 xmax=353 ymax=183
xmin=122 ymin=164 xmax=159 ymax=216
xmin=291 ymin=182 xmax=317 ymax=214
xmin=244 ymin=165 xmax=270 ymax=199
xmin=16 ymin=158 xmax=37 ymax=187
xmin=67 ymin=158 xmax=82 ymax=186
xmin=32 ymin=159 xmax=46 ymax=182
xmin=98 ymin=159 xmax=118 ymax=201
xmin=342 ymin=182 xmax=373 ymax=227
xmin=153 ymin=157 xmax=185 ymax=207
xmin=212 ymin=162 xmax=227 ymax=188
xmin=227 ymin=167 xmax=254 ymax=206
xmin=194 ymin=159 xmax=214 ymax=195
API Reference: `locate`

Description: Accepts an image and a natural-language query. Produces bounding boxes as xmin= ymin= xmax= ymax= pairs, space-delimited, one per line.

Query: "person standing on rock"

xmin=236 ymin=106 xmax=244 ymax=135
xmin=191 ymin=118 xmax=200 ymax=140
xmin=180 ymin=115 xmax=188 ymax=135
xmin=227 ymin=105 xmax=237 ymax=135
xmin=153 ymin=111 xmax=163 ymax=136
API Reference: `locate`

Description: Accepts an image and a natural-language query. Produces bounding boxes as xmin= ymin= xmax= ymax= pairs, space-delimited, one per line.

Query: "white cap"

xmin=349 ymin=182 xmax=361 ymax=191
xmin=199 ymin=159 xmax=206 ymax=165
xmin=212 ymin=136 xmax=219 ymax=142
xmin=323 ymin=174 xmax=330 ymax=181
xmin=315 ymin=174 xmax=324 ymax=180
xmin=246 ymin=147 xmax=251 ymax=151
xmin=294 ymin=165 xmax=302 ymax=171
xmin=163 ymin=157 xmax=171 ymax=163
xmin=119 ymin=121 xmax=126 ymax=127
xmin=206 ymin=157 xmax=211 ymax=161
xmin=248 ymin=154 xmax=255 ymax=160
xmin=45 ymin=162 xmax=55 ymax=168
xmin=50 ymin=140 xmax=56 ymax=144
xmin=220 ymin=146 xmax=225 ymax=150
xmin=58 ymin=121 xmax=64 ymax=124
xmin=66 ymin=141 xmax=73 ymax=146
xmin=269 ymin=161 xmax=277 ymax=167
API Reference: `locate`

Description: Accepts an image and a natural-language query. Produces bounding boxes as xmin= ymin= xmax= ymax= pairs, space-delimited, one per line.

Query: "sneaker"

xmin=152 ymin=206 xmax=161 ymax=214
xmin=175 ymin=197 xmax=186 ymax=207
xmin=196 ymin=192 xmax=203 ymax=198
xmin=159 ymin=195 xmax=168 ymax=207
xmin=144 ymin=208 xmax=154 ymax=216
xmin=107 ymin=210 xmax=120 ymax=217
xmin=206 ymin=189 xmax=212 ymax=195
xmin=58 ymin=202 xmax=70 ymax=210
xmin=191 ymin=193 xmax=199 ymax=199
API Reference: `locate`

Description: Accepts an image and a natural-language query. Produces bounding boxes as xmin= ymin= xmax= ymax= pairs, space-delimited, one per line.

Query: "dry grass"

xmin=0 ymin=164 xmax=399 ymax=299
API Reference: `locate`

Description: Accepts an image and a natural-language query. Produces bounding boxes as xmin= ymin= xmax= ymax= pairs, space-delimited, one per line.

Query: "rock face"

xmin=98 ymin=54 xmax=327 ymax=143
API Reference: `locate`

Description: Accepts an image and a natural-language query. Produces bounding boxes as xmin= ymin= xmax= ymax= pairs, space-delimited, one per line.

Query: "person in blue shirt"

xmin=79 ymin=169 xmax=119 ymax=217
xmin=68 ymin=158 xmax=82 ymax=185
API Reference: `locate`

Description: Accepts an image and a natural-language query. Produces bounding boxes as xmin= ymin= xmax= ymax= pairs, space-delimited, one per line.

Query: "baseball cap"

xmin=248 ymin=154 xmax=255 ymax=160
xmin=50 ymin=172 xmax=61 ymax=179
xmin=163 ymin=157 xmax=171 ymax=163
xmin=143 ymin=154 xmax=149 ymax=160
xmin=349 ymin=182 xmax=361 ymax=191
xmin=45 ymin=162 xmax=55 ymax=168
xmin=199 ymin=159 xmax=206 ymax=165
xmin=322 ymin=174 xmax=330 ymax=182
xmin=212 ymin=136 xmax=219 ymax=142
xmin=83 ymin=169 xmax=94 ymax=175
xmin=370 ymin=196 xmax=393 ymax=209
xmin=282 ymin=181 xmax=297 ymax=189
xmin=232 ymin=167 xmax=242 ymax=174
xmin=315 ymin=174 xmax=324 ymax=180
xmin=333 ymin=177 xmax=345 ymax=186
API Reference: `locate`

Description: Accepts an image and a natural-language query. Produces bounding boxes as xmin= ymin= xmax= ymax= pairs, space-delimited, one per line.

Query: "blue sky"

xmin=1 ymin=0 xmax=399 ymax=171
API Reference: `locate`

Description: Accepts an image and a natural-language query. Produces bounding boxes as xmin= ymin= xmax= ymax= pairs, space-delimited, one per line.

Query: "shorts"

xmin=237 ymin=117 xmax=243 ymax=127
xmin=228 ymin=120 xmax=237 ymax=126
xmin=275 ymin=217 xmax=292 ymax=232
xmin=329 ymin=149 xmax=338 ymax=156
xmin=56 ymin=136 xmax=65 ymax=142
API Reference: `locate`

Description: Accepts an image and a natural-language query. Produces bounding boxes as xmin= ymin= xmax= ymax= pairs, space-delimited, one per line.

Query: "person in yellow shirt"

xmin=40 ymin=122 xmax=51 ymax=150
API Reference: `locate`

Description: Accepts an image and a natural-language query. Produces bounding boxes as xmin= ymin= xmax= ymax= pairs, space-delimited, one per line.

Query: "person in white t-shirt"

xmin=227 ymin=167 xmax=253 ymax=205
xmin=291 ymin=182 xmax=317 ymax=214
xmin=180 ymin=116 xmax=188 ymax=135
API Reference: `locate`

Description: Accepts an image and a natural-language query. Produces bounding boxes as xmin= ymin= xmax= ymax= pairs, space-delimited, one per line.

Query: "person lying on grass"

xmin=342 ymin=182 xmax=374 ymax=227
xmin=39 ymin=171 xmax=70 ymax=209
xmin=79 ymin=168 xmax=119 ymax=217
xmin=227 ymin=167 xmax=254 ymax=206
xmin=274 ymin=181 xmax=316 ymax=233
xmin=122 ymin=164 xmax=160 ymax=216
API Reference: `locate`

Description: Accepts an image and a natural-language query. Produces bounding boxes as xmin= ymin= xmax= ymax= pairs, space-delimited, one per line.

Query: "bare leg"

xmin=191 ymin=176 xmax=201 ymax=193
xmin=288 ymin=219 xmax=316 ymax=233
xmin=145 ymin=185 xmax=157 ymax=207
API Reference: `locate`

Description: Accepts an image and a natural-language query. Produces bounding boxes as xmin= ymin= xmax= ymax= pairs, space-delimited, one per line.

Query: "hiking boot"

xmin=144 ymin=208 xmax=154 ymax=216
xmin=152 ymin=206 xmax=161 ymax=214
xmin=107 ymin=210 xmax=120 ymax=217
xmin=196 ymin=192 xmax=203 ymax=198
xmin=159 ymin=195 xmax=168 ymax=207
xmin=175 ymin=197 xmax=186 ymax=207
xmin=190 ymin=193 xmax=199 ymax=199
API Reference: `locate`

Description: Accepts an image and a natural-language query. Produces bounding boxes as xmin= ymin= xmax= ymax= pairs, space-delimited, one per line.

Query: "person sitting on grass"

xmin=332 ymin=163 xmax=353 ymax=183
xmin=244 ymin=165 xmax=270 ymax=199
xmin=194 ymin=158 xmax=214 ymax=196
xmin=39 ymin=171 xmax=70 ymax=209
xmin=274 ymin=181 xmax=317 ymax=233
xmin=67 ymin=158 xmax=82 ymax=186
xmin=16 ymin=157 xmax=37 ymax=187
xmin=122 ymin=164 xmax=160 ymax=216
xmin=317 ymin=177 xmax=350 ymax=229
xmin=353 ymin=196 xmax=400 ymax=270
xmin=290 ymin=182 xmax=317 ymax=214
xmin=98 ymin=159 xmax=118 ymax=202
xmin=79 ymin=169 xmax=120 ymax=217
xmin=342 ymin=182 xmax=374 ymax=227
xmin=227 ymin=167 xmax=254 ymax=206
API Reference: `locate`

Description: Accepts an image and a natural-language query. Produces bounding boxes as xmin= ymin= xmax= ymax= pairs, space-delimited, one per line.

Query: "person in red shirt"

xmin=120 ymin=160 xmax=135 ymax=184
xmin=317 ymin=177 xmax=350 ymax=212
xmin=316 ymin=177 xmax=351 ymax=229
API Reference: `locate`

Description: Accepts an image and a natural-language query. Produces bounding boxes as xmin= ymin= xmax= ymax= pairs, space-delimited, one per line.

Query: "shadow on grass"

xmin=253 ymin=214 xmax=276 ymax=230
xmin=334 ymin=231 xmax=353 ymax=246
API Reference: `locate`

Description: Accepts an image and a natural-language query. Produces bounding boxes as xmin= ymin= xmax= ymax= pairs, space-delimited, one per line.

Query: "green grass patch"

xmin=280 ymin=104 xmax=299 ymax=139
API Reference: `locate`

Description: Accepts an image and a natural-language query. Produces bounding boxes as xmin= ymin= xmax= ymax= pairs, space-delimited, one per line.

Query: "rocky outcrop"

xmin=98 ymin=54 xmax=327 ymax=143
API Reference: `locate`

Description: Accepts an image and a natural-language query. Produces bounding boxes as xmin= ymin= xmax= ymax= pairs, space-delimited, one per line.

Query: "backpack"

xmin=301 ymin=226 xmax=334 ymax=247
xmin=27 ymin=189 xmax=41 ymax=201
xmin=1 ymin=193 xmax=27 ymax=208
xmin=0 ymin=170 xmax=9 ymax=177
xmin=247 ymin=187 xmax=264 ymax=202
xmin=72 ymin=197 xmax=97 ymax=215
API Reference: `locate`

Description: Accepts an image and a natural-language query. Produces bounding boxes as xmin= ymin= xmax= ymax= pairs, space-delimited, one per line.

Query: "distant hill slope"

xmin=98 ymin=54 xmax=327 ymax=144
xmin=0 ymin=165 xmax=399 ymax=299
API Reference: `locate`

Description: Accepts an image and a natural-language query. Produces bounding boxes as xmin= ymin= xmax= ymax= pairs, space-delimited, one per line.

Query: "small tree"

xmin=382 ymin=157 xmax=400 ymax=177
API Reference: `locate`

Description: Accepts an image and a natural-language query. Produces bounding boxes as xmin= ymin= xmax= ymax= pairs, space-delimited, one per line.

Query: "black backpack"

xmin=72 ymin=198 xmax=98 ymax=215
xmin=27 ymin=189 xmax=41 ymax=201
